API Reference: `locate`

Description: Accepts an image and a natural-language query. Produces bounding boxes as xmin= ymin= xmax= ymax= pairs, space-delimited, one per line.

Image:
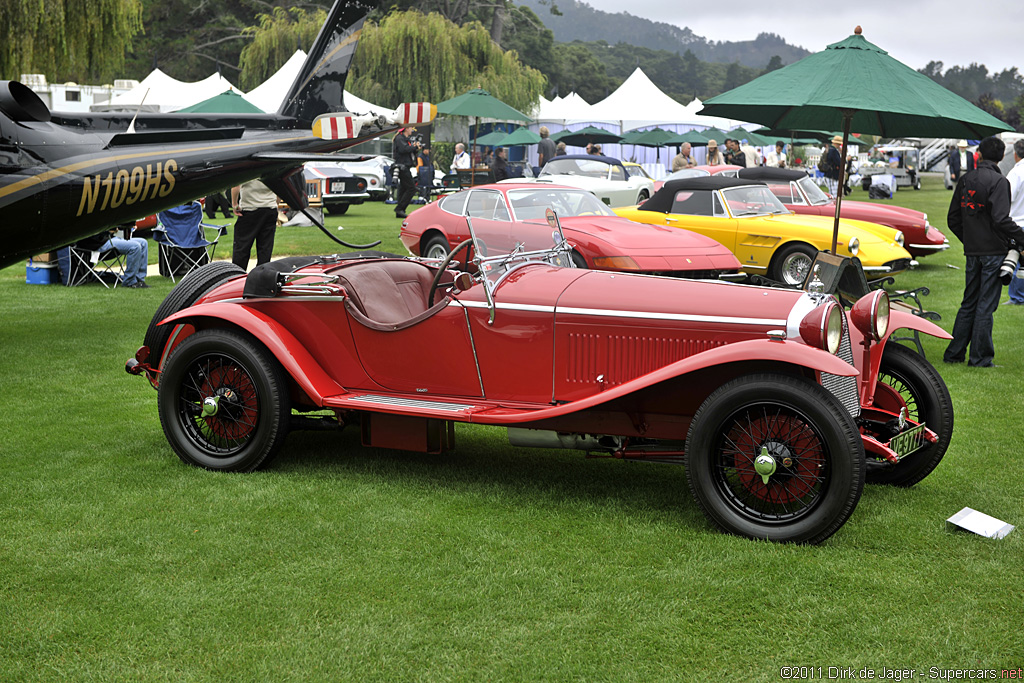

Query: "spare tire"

xmin=142 ymin=261 xmax=245 ymax=366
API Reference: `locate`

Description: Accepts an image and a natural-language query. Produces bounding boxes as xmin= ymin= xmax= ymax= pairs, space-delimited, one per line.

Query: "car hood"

xmin=840 ymin=200 xmax=928 ymax=227
xmin=553 ymin=216 xmax=730 ymax=251
xmin=761 ymin=213 xmax=901 ymax=246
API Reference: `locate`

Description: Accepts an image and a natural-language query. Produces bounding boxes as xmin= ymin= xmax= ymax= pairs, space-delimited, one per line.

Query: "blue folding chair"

xmin=153 ymin=201 xmax=227 ymax=282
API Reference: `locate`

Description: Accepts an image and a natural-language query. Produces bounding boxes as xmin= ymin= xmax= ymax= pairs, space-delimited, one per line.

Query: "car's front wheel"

xmin=158 ymin=329 xmax=290 ymax=472
xmin=685 ymin=373 xmax=865 ymax=544
xmin=637 ymin=189 xmax=650 ymax=203
xmin=771 ymin=243 xmax=816 ymax=286
xmin=867 ymin=343 xmax=953 ymax=486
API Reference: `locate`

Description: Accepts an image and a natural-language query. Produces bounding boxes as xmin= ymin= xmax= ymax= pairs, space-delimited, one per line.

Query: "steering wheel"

xmin=428 ymin=238 xmax=474 ymax=306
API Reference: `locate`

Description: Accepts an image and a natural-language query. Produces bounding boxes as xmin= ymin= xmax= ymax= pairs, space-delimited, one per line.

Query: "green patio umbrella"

xmin=700 ymin=26 xmax=1013 ymax=253
xmin=730 ymin=127 xmax=773 ymax=147
xmin=663 ymin=129 xmax=711 ymax=147
xmin=555 ymin=125 xmax=623 ymax=148
xmin=629 ymin=128 xmax=674 ymax=147
xmin=176 ymin=90 xmax=263 ymax=114
xmin=473 ymin=130 xmax=510 ymax=146
xmin=619 ymin=130 xmax=646 ymax=145
xmin=500 ymin=126 xmax=542 ymax=146
xmin=436 ymin=89 xmax=531 ymax=183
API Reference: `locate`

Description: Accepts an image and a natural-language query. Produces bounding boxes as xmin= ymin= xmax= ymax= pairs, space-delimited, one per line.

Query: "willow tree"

xmin=0 ymin=0 xmax=143 ymax=82
xmin=237 ymin=6 xmax=327 ymax=91
xmin=348 ymin=10 xmax=545 ymax=113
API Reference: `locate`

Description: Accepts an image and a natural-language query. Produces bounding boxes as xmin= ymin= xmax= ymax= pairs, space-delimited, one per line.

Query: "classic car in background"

xmin=328 ymin=155 xmax=392 ymax=200
xmin=507 ymin=154 xmax=655 ymax=207
xmin=737 ymin=167 xmax=948 ymax=258
xmin=304 ymin=165 xmax=369 ymax=215
xmin=399 ymin=183 xmax=742 ymax=278
xmin=128 ymin=216 xmax=953 ymax=545
xmin=615 ymin=177 xmax=914 ymax=286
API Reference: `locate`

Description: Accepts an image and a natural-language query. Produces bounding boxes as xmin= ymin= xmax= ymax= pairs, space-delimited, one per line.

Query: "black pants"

xmin=232 ymin=208 xmax=277 ymax=271
xmin=395 ymin=165 xmax=415 ymax=212
xmin=944 ymin=254 xmax=1002 ymax=366
xmin=205 ymin=192 xmax=232 ymax=218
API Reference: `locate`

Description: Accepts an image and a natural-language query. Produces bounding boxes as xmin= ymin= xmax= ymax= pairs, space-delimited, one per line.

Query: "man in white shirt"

xmin=765 ymin=141 xmax=787 ymax=168
xmin=450 ymin=143 xmax=470 ymax=172
xmin=1004 ymin=139 xmax=1024 ymax=303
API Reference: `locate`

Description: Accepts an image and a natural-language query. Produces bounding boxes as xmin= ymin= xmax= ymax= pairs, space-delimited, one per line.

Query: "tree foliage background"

xmin=0 ymin=0 xmax=143 ymax=83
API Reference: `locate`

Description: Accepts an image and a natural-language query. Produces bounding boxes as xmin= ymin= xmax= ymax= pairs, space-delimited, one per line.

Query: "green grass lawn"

xmin=2 ymin=179 xmax=1022 ymax=681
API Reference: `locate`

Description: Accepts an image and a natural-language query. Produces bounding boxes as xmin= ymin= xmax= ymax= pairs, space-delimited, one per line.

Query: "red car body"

xmin=129 ymin=234 xmax=953 ymax=544
xmin=399 ymin=183 xmax=741 ymax=278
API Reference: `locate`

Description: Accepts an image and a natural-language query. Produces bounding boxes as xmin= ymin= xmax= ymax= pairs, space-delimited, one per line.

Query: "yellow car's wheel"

xmin=771 ymin=243 xmax=816 ymax=286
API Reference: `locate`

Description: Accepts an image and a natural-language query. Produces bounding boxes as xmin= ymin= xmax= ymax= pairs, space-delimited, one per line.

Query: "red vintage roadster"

xmin=128 ymin=215 xmax=953 ymax=544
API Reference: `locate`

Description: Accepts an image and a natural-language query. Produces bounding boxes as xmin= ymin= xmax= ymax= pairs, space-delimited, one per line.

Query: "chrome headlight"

xmin=894 ymin=231 xmax=905 ymax=247
xmin=847 ymin=237 xmax=860 ymax=256
xmin=851 ymin=290 xmax=890 ymax=341
xmin=799 ymin=300 xmax=843 ymax=354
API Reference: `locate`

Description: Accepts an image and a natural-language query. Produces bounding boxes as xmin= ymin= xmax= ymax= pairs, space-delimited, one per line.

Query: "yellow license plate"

xmin=888 ymin=423 xmax=927 ymax=459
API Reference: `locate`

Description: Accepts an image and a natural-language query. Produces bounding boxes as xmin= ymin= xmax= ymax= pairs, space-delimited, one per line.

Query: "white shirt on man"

xmin=1007 ymin=157 xmax=1024 ymax=225
xmin=450 ymin=151 xmax=470 ymax=171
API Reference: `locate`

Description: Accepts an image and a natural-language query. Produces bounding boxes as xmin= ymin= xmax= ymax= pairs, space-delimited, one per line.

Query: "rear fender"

xmin=849 ymin=308 xmax=950 ymax=406
xmin=161 ymin=303 xmax=342 ymax=405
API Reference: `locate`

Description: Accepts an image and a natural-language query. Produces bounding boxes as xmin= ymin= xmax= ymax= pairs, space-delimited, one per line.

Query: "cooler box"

xmin=26 ymin=261 xmax=60 ymax=285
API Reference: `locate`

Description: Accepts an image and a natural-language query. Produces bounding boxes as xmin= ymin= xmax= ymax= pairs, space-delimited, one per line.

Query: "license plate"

xmin=331 ymin=181 xmax=347 ymax=193
xmin=888 ymin=422 xmax=927 ymax=459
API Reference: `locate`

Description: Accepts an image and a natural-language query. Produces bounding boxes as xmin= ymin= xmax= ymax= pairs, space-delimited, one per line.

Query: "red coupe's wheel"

xmin=158 ymin=329 xmax=290 ymax=472
xmin=685 ymin=373 xmax=865 ymax=544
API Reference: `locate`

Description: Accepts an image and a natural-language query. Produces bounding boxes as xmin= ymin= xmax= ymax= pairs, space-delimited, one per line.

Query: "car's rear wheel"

xmin=326 ymin=203 xmax=350 ymax=215
xmin=771 ymin=243 xmax=816 ymax=286
xmin=867 ymin=343 xmax=953 ymax=486
xmin=158 ymin=329 xmax=290 ymax=472
xmin=637 ymin=189 xmax=650 ymax=203
xmin=143 ymin=261 xmax=245 ymax=367
xmin=685 ymin=373 xmax=865 ymax=544
xmin=422 ymin=234 xmax=451 ymax=260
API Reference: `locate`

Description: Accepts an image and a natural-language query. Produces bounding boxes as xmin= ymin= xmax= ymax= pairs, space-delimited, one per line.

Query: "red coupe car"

xmin=399 ymin=183 xmax=742 ymax=279
xmin=129 ymin=217 xmax=953 ymax=545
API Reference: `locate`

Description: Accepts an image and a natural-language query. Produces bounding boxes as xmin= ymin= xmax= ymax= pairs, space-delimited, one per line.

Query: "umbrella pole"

xmin=831 ymin=111 xmax=854 ymax=254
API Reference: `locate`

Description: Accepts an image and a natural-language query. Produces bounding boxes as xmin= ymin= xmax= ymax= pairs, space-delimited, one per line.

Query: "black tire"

xmin=570 ymin=250 xmax=588 ymax=269
xmin=637 ymin=189 xmax=650 ymax=203
xmin=422 ymin=234 xmax=451 ymax=260
xmin=326 ymin=203 xmax=350 ymax=215
xmin=770 ymin=243 xmax=816 ymax=286
xmin=158 ymin=329 xmax=290 ymax=472
xmin=685 ymin=373 xmax=865 ymax=544
xmin=142 ymin=261 xmax=245 ymax=366
xmin=867 ymin=343 xmax=953 ymax=486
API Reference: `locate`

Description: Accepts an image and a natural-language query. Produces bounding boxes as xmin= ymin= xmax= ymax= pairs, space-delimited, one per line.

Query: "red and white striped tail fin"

xmin=312 ymin=114 xmax=363 ymax=140
xmin=312 ymin=102 xmax=436 ymax=140
xmin=394 ymin=102 xmax=437 ymax=126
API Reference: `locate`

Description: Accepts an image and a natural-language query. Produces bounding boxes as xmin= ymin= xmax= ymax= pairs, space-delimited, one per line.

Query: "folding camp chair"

xmin=153 ymin=201 xmax=227 ymax=282
xmin=62 ymin=232 xmax=128 ymax=288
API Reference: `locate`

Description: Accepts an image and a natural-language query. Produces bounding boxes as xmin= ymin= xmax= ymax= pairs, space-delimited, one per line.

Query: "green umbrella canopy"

xmin=628 ymin=127 xmax=675 ymax=147
xmin=436 ymin=88 xmax=531 ymax=122
xmin=500 ymin=126 xmax=542 ymax=146
xmin=176 ymin=90 xmax=264 ymax=114
xmin=555 ymin=125 xmax=623 ymax=147
xmin=619 ymin=130 xmax=646 ymax=144
xmin=473 ymin=130 xmax=510 ymax=146
xmin=730 ymin=127 xmax=774 ymax=147
xmin=700 ymin=30 xmax=1012 ymax=138
xmin=663 ymin=129 xmax=712 ymax=146
xmin=699 ymin=127 xmax=731 ymax=145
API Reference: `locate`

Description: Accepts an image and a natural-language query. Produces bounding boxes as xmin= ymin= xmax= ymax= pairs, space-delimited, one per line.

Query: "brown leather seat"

xmin=335 ymin=260 xmax=440 ymax=330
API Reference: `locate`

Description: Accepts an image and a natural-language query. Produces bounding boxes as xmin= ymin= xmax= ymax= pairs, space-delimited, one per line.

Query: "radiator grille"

xmin=566 ymin=333 xmax=723 ymax=386
xmin=820 ymin=316 xmax=861 ymax=418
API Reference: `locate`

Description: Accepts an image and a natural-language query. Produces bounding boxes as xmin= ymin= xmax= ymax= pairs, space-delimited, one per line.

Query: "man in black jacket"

xmin=943 ymin=136 xmax=1024 ymax=367
xmin=392 ymin=127 xmax=420 ymax=218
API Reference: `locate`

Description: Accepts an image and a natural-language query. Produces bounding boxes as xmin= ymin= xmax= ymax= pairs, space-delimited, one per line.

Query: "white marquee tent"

xmin=91 ymin=69 xmax=245 ymax=113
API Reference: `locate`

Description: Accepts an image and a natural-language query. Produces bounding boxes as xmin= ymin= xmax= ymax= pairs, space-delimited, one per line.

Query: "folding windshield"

xmin=797 ymin=176 xmax=831 ymax=206
xmin=506 ymin=188 xmax=615 ymax=221
xmin=720 ymin=185 xmax=789 ymax=217
xmin=540 ymin=158 xmax=615 ymax=179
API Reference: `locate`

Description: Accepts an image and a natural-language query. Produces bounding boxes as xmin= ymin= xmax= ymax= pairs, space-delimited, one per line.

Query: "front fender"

xmin=478 ymin=338 xmax=855 ymax=425
xmin=885 ymin=308 xmax=951 ymax=342
xmin=161 ymin=303 xmax=342 ymax=405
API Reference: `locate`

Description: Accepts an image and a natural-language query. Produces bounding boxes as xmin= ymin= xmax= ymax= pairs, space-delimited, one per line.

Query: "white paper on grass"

xmin=946 ymin=507 xmax=1015 ymax=539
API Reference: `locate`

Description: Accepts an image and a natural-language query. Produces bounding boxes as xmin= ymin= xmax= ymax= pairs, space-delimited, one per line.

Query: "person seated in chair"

xmin=80 ymin=224 xmax=150 ymax=288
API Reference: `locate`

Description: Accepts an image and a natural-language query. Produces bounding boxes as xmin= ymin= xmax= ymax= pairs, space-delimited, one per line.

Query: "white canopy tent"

xmin=91 ymin=69 xmax=243 ymax=113
xmin=246 ymin=49 xmax=389 ymax=116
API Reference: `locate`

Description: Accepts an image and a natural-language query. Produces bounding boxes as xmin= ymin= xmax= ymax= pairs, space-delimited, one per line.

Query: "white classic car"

xmin=504 ymin=154 xmax=655 ymax=207
xmin=325 ymin=155 xmax=393 ymax=200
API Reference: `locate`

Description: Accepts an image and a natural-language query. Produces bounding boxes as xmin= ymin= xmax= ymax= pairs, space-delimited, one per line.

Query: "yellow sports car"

xmin=615 ymin=176 xmax=914 ymax=285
